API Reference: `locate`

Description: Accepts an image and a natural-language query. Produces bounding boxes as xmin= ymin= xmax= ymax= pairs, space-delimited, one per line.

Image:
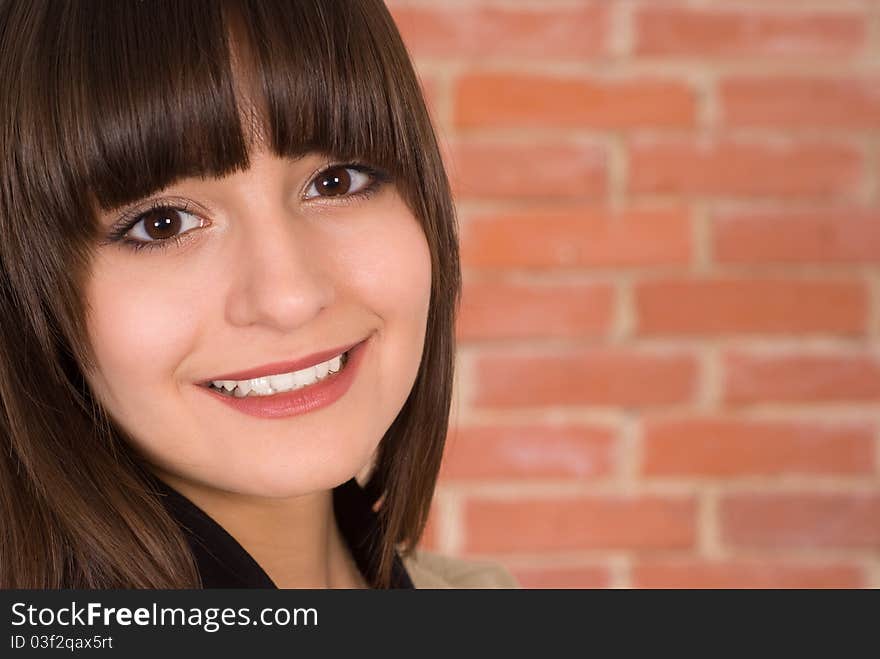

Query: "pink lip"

xmin=199 ymin=338 xmax=365 ymax=385
xmin=197 ymin=334 xmax=370 ymax=419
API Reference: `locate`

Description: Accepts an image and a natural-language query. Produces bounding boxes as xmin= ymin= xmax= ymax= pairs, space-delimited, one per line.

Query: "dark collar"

xmin=150 ymin=475 xmax=414 ymax=589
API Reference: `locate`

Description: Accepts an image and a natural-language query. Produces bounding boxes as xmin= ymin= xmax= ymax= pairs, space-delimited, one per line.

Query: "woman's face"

xmin=82 ymin=149 xmax=432 ymax=498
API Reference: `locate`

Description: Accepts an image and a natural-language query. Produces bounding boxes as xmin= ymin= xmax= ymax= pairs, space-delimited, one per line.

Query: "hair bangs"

xmin=45 ymin=0 xmax=427 ymax=217
xmin=234 ymin=0 xmax=419 ymax=180
xmin=41 ymin=1 xmax=248 ymax=213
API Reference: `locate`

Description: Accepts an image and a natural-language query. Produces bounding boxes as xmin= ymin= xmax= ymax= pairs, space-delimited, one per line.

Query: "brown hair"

xmin=0 ymin=0 xmax=460 ymax=588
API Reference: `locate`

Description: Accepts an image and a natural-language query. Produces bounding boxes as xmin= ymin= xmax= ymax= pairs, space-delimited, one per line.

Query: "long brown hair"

xmin=0 ymin=0 xmax=460 ymax=588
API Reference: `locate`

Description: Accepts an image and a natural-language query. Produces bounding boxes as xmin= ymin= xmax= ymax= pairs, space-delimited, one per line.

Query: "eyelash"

xmin=104 ymin=162 xmax=390 ymax=253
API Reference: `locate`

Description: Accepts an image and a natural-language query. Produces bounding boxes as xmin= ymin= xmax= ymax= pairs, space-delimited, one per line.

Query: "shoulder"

xmin=402 ymin=549 xmax=520 ymax=589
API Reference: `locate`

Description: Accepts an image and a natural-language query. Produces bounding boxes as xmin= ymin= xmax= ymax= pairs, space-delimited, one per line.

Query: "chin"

xmin=207 ymin=448 xmax=374 ymax=500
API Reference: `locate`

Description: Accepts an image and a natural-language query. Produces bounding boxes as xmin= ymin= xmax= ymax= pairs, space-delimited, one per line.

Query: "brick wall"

xmin=387 ymin=0 xmax=880 ymax=588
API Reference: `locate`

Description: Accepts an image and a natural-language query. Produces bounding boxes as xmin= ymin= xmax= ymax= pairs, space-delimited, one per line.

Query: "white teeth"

xmin=292 ymin=366 xmax=316 ymax=388
xmin=210 ymin=350 xmax=348 ymax=397
xmin=267 ymin=371 xmax=296 ymax=391
xmin=249 ymin=376 xmax=274 ymax=396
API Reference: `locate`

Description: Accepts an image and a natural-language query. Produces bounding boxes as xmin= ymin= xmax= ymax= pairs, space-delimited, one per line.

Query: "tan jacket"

xmin=402 ymin=550 xmax=520 ymax=589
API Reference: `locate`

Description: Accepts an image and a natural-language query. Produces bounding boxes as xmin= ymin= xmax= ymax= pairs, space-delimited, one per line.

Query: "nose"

xmin=224 ymin=208 xmax=333 ymax=332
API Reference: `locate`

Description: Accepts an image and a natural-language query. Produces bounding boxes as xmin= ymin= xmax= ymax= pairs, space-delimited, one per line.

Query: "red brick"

xmin=389 ymin=3 xmax=609 ymax=59
xmin=454 ymin=74 xmax=695 ymax=129
xmin=463 ymin=496 xmax=697 ymax=552
xmin=628 ymin=140 xmax=864 ymax=198
xmin=511 ymin=565 xmax=612 ymax=589
xmin=721 ymin=493 xmax=880 ymax=549
xmin=722 ymin=77 xmax=880 ymax=128
xmin=642 ymin=417 xmax=875 ymax=477
xmin=461 ymin=208 xmax=691 ymax=269
xmin=632 ymin=561 xmax=865 ymax=589
xmin=472 ymin=348 xmax=697 ymax=408
xmin=723 ymin=351 xmax=880 ymax=404
xmin=636 ymin=277 xmax=868 ymax=335
xmin=635 ymin=8 xmax=866 ymax=57
xmin=447 ymin=139 xmax=607 ymax=200
xmin=714 ymin=209 xmax=880 ymax=264
xmin=457 ymin=279 xmax=614 ymax=340
xmin=439 ymin=424 xmax=616 ymax=481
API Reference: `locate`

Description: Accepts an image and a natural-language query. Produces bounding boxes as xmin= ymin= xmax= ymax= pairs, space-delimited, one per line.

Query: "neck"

xmin=155 ymin=470 xmax=368 ymax=589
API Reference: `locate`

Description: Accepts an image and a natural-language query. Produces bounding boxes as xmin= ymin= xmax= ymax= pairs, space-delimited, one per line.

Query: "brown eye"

xmin=315 ymin=166 xmax=351 ymax=197
xmin=139 ymin=208 xmax=183 ymax=240
xmin=123 ymin=205 xmax=203 ymax=246
xmin=304 ymin=165 xmax=374 ymax=200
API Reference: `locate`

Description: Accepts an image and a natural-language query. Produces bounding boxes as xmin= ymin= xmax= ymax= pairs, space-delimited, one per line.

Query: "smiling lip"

xmin=199 ymin=338 xmax=366 ymax=385
xmin=198 ymin=334 xmax=370 ymax=419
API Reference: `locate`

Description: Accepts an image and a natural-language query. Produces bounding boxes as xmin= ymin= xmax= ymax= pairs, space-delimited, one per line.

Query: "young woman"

xmin=0 ymin=0 xmax=517 ymax=589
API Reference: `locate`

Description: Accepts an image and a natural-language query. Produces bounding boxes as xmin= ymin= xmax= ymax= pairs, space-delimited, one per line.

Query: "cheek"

xmin=363 ymin=208 xmax=433 ymax=408
xmin=83 ymin=253 xmax=201 ymax=404
xmin=339 ymin=205 xmax=432 ymax=347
